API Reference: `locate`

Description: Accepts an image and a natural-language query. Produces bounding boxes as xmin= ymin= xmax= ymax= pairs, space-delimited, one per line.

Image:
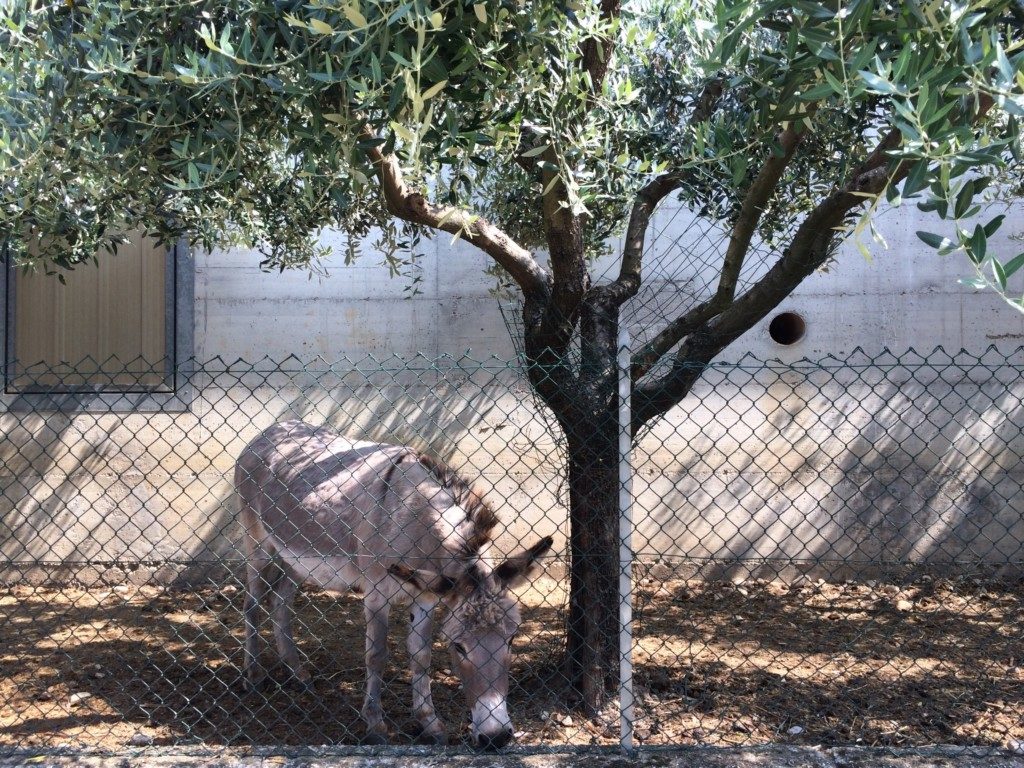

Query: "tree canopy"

xmin=2 ymin=0 xmax=1022 ymax=303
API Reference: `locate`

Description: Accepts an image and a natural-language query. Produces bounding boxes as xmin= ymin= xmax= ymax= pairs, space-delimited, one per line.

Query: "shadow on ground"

xmin=1 ymin=575 xmax=1021 ymax=750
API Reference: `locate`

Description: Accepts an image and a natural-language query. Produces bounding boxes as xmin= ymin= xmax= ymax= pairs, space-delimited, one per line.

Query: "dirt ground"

xmin=1 ymin=574 xmax=1021 ymax=751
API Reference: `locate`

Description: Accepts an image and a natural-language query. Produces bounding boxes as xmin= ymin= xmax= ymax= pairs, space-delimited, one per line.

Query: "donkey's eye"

xmin=452 ymin=642 xmax=468 ymax=656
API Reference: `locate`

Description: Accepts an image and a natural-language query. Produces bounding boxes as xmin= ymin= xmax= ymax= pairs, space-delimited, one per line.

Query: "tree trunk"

xmin=563 ymin=417 xmax=621 ymax=713
xmin=524 ymin=287 xmax=624 ymax=713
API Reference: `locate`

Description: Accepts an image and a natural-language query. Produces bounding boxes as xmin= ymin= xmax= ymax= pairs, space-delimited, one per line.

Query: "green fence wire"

xmin=0 ymin=349 xmax=1021 ymax=753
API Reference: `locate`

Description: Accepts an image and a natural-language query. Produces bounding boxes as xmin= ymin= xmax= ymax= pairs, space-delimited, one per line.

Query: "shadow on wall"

xmin=0 ymin=362 xmax=522 ymax=587
xmin=174 ymin=368 xmax=514 ymax=583
xmin=0 ymin=407 xmax=204 ymax=581
xmin=635 ymin=360 xmax=1024 ymax=581
xmin=0 ymin=411 xmax=102 ymax=578
xmin=4 ymin=355 xmax=1024 ymax=587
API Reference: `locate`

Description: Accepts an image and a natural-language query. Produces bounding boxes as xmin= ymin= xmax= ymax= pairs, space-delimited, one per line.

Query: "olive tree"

xmin=2 ymin=0 xmax=1023 ymax=710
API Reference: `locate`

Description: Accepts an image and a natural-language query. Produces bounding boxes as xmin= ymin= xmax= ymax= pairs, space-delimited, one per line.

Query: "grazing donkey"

xmin=235 ymin=420 xmax=553 ymax=749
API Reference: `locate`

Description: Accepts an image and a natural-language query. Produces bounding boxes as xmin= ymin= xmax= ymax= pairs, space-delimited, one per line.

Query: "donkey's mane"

xmin=411 ymin=452 xmax=499 ymax=551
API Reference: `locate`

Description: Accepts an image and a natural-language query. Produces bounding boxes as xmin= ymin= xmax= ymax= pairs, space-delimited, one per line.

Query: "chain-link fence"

xmin=1 ymin=346 xmax=1022 ymax=754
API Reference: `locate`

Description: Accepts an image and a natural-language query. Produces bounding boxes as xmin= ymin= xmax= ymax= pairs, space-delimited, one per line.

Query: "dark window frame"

xmin=0 ymin=239 xmax=194 ymax=413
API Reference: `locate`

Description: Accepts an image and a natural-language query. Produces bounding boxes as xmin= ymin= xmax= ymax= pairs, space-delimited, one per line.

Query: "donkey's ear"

xmin=494 ymin=535 xmax=554 ymax=588
xmin=388 ymin=564 xmax=423 ymax=589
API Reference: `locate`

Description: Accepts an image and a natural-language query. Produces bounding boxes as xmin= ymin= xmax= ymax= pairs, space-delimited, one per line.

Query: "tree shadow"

xmin=172 ymin=360 xmax=528 ymax=585
xmin=0 ymin=582 xmax=569 ymax=748
xmin=0 ymin=359 xmax=527 ymax=589
xmin=0 ymin=356 xmax=574 ymax=750
xmin=3 ymin=576 xmax=1019 ymax=749
xmin=0 ymin=409 xmax=146 ymax=581
xmin=634 ymin=351 xmax=1024 ymax=582
xmin=4 ymin=351 xmax=1023 ymax=749
xmin=628 ymin=577 xmax=1022 ymax=747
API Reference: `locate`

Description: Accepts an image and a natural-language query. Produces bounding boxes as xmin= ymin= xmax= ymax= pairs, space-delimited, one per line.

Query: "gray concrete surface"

xmin=1 ymin=746 xmax=1023 ymax=768
xmin=194 ymin=204 xmax=1024 ymax=362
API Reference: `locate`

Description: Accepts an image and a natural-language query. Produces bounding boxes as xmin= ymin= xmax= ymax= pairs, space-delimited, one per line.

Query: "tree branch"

xmin=630 ymin=125 xmax=804 ymax=380
xmin=692 ymin=76 xmax=726 ymax=124
xmin=630 ymin=295 xmax=728 ymax=381
xmin=366 ymin=137 xmax=582 ymax=413
xmin=523 ymin=294 xmax=583 ymax=425
xmin=592 ymin=77 xmax=731 ymax=322
xmin=580 ymin=0 xmax=621 ymax=95
xmin=531 ymin=0 xmax=625 ymax=362
xmin=716 ymin=125 xmax=804 ymax=301
xmin=631 ymin=116 xmax=939 ymax=430
xmin=632 ymin=203 xmax=856 ymax=429
xmin=514 ymin=124 xmax=545 ymax=178
xmin=603 ymin=173 xmax=683 ymax=304
xmin=365 ymin=140 xmax=550 ymax=300
xmin=539 ymin=158 xmax=587 ymax=360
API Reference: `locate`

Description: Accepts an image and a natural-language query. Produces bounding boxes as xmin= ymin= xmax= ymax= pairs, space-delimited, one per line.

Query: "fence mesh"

xmin=0 ymin=349 xmax=1021 ymax=753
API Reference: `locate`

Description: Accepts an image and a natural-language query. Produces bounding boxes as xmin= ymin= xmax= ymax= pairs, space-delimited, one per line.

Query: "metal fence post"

xmin=617 ymin=319 xmax=635 ymax=754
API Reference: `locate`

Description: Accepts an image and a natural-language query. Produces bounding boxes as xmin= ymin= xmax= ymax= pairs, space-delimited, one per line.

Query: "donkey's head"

xmin=442 ymin=535 xmax=553 ymax=749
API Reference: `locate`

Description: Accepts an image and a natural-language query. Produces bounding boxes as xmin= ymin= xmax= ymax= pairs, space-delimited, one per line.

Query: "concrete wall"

xmin=194 ymin=203 xmax=1024 ymax=362
xmin=3 ymin=203 xmax=1024 ymax=585
xmin=194 ymin=230 xmax=517 ymax=361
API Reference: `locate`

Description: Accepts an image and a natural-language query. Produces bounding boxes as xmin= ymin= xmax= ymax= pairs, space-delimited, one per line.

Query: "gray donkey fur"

xmin=235 ymin=419 xmax=552 ymax=748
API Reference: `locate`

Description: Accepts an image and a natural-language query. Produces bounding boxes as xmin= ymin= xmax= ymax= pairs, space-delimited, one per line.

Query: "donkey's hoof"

xmin=360 ymin=730 xmax=389 ymax=746
xmin=409 ymin=719 xmax=447 ymax=745
xmin=414 ymin=730 xmax=447 ymax=746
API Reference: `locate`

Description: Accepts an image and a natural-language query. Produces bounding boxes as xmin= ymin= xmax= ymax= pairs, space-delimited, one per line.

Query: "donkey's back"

xmin=234 ymin=419 xmax=438 ymax=593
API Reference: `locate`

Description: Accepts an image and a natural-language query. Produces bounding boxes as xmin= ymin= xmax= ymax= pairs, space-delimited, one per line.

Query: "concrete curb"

xmin=1 ymin=746 xmax=1022 ymax=768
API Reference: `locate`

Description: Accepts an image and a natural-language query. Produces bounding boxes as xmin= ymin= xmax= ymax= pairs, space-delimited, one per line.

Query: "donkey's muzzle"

xmin=473 ymin=728 xmax=513 ymax=751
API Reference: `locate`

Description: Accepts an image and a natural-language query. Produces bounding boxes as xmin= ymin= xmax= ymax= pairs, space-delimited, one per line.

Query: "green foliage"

xmin=1 ymin=0 xmax=578 ymax=267
xmin=642 ymin=2 xmax=1024 ymax=263
xmin=1 ymin=0 xmax=1023 ymax=309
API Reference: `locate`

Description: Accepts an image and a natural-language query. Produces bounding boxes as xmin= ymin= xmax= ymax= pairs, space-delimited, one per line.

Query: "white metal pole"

xmin=617 ymin=321 xmax=635 ymax=753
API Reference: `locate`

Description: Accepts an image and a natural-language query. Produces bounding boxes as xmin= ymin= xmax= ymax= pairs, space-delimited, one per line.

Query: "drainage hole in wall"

xmin=768 ymin=311 xmax=806 ymax=345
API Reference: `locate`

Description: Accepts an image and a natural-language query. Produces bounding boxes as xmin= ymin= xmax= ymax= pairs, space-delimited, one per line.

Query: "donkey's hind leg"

xmin=243 ymin=556 xmax=280 ymax=691
xmin=270 ymin=569 xmax=311 ymax=691
xmin=361 ymin=593 xmax=391 ymax=744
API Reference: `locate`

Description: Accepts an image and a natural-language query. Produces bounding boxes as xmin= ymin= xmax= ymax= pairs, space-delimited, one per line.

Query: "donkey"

xmin=234 ymin=419 xmax=553 ymax=749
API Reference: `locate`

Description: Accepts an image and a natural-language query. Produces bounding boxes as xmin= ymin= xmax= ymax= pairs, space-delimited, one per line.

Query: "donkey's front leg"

xmin=270 ymin=571 xmax=311 ymax=691
xmin=361 ymin=595 xmax=391 ymax=744
xmin=407 ymin=595 xmax=445 ymax=744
